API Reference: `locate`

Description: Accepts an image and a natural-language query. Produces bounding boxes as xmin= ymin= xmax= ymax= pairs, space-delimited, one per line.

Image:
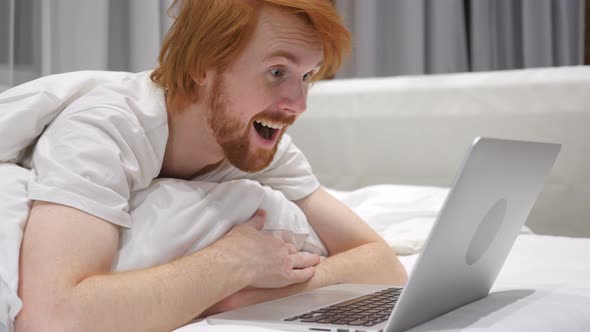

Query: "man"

xmin=10 ymin=0 xmax=407 ymax=331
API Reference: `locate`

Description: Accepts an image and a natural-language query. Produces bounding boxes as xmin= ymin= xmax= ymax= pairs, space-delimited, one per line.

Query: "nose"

xmin=278 ymin=81 xmax=307 ymax=115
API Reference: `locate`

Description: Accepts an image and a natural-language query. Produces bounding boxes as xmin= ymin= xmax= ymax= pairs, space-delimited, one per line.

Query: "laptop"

xmin=208 ymin=137 xmax=561 ymax=332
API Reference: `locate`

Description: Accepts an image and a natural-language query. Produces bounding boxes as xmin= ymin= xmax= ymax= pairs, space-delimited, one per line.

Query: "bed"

xmin=175 ymin=66 xmax=590 ymax=331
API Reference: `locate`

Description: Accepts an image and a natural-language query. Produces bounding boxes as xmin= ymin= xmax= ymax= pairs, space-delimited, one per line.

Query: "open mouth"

xmin=253 ymin=120 xmax=284 ymax=141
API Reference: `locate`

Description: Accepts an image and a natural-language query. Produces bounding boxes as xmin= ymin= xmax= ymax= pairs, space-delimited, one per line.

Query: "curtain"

xmin=1 ymin=0 xmax=586 ymax=88
xmin=335 ymin=0 xmax=586 ymax=78
xmin=0 ymin=0 xmax=172 ymax=87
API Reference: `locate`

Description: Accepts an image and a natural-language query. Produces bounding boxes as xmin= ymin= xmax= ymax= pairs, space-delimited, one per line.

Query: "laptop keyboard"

xmin=283 ymin=287 xmax=402 ymax=327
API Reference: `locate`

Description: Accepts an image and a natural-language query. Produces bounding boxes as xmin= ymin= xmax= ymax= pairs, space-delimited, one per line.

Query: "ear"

xmin=193 ymin=72 xmax=207 ymax=86
xmin=193 ymin=69 xmax=215 ymax=87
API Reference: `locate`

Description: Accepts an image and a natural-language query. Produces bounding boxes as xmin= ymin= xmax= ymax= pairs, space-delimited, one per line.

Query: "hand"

xmin=213 ymin=209 xmax=321 ymax=289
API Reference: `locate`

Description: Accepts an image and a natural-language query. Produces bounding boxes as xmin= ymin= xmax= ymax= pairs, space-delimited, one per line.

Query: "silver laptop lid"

xmin=386 ymin=137 xmax=560 ymax=332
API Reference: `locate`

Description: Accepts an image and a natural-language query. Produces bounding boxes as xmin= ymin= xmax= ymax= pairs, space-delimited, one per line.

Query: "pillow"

xmin=113 ymin=178 xmax=327 ymax=271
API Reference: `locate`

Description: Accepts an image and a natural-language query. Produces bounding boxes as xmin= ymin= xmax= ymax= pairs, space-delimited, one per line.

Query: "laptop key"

xmin=301 ymin=316 xmax=327 ymax=323
xmin=283 ymin=287 xmax=404 ymax=324
xmin=363 ymin=320 xmax=380 ymax=326
xmin=346 ymin=319 xmax=370 ymax=326
xmin=332 ymin=295 xmax=376 ymax=307
xmin=317 ymin=317 xmax=341 ymax=324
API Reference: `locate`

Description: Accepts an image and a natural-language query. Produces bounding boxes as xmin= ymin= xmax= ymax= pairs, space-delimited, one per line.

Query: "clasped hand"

xmin=216 ymin=209 xmax=321 ymax=289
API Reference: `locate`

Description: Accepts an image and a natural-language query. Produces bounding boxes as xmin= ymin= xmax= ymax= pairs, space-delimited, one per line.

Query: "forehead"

xmin=251 ymin=5 xmax=323 ymax=62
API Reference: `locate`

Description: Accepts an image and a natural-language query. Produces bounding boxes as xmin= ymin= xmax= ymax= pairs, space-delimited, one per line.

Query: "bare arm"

xmin=292 ymin=186 xmax=407 ymax=286
xmin=16 ymin=203 xmax=318 ymax=332
xmin=203 ymin=187 xmax=407 ymax=314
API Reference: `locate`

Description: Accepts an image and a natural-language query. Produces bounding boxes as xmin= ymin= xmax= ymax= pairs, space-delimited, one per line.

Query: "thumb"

xmin=247 ymin=209 xmax=266 ymax=231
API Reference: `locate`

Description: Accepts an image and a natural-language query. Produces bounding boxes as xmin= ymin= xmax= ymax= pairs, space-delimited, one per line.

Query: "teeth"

xmin=255 ymin=120 xmax=284 ymax=130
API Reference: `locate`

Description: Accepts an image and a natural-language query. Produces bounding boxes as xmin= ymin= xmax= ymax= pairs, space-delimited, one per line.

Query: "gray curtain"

xmin=0 ymin=0 xmax=173 ymax=88
xmin=335 ymin=0 xmax=586 ymax=78
xmin=1 ymin=0 xmax=585 ymax=87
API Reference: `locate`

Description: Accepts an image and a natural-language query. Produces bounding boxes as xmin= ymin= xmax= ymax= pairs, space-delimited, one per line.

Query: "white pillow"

xmin=113 ymin=178 xmax=327 ymax=271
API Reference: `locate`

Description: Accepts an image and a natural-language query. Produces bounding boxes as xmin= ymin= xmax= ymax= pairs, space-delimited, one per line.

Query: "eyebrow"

xmin=263 ymin=50 xmax=324 ymax=68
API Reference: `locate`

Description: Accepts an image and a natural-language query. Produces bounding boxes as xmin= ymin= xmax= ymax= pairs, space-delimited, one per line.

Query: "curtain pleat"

xmin=1 ymin=0 xmax=171 ymax=87
xmin=335 ymin=0 xmax=585 ymax=78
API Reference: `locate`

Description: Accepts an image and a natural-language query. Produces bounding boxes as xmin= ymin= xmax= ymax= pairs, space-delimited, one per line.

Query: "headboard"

xmin=289 ymin=66 xmax=590 ymax=237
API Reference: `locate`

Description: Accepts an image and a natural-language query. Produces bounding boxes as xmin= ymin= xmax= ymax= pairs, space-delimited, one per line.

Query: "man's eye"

xmin=270 ymin=68 xmax=284 ymax=77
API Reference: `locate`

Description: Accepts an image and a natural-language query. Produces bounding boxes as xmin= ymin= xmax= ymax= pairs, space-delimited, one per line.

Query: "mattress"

xmin=173 ymin=184 xmax=590 ymax=332
xmin=174 ymin=234 xmax=590 ymax=332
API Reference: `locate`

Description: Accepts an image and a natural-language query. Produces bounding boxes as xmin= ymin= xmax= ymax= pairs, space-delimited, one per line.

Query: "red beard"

xmin=206 ymin=77 xmax=295 ymax=172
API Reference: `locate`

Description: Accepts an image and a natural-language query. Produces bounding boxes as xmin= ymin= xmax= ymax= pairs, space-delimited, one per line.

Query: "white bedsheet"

xmin=327 ymin=185 xmax=531 ymax=256
xmin=175 ymin=234 xmax=590 ymax=332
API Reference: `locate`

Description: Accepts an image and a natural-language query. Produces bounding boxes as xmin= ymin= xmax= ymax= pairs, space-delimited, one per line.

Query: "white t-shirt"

xmin=1 ymin=71 xmax=320 ymax=228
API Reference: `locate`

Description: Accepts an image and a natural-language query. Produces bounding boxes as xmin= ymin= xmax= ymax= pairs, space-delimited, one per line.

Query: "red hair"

xmin=150 ymin=0 xmax=351 ymax=113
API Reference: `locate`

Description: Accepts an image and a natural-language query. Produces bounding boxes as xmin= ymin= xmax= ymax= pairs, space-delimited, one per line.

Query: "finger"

xmin=290 ymin=252 xmax=321 ymax=269
xmin=245 ymin=209 xmax=266 ymax=230
xmin=288 ymin=266 xmax=316 ymax=284
xmin=285 ymin=243 xmax=297 ymax=255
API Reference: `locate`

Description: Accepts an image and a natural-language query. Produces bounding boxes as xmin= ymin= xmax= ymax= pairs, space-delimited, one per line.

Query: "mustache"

xmin=253 ymin=112 xmax=297 ymax=126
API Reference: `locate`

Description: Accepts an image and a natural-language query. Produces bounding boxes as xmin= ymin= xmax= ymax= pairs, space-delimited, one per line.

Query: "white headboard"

xmin=289 ymin=66 xmax=590 ymax=237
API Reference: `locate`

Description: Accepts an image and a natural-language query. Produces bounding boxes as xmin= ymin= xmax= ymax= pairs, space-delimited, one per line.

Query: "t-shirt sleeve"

xmin=27 ymin=107 xmax=160 ymax=228
xmin=253 ymin=134 xmax=320 ymax=201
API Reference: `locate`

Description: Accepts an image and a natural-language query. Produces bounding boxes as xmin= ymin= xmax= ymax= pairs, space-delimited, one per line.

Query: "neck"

xmin=160 ymin=101 xmax=224 ymax=179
